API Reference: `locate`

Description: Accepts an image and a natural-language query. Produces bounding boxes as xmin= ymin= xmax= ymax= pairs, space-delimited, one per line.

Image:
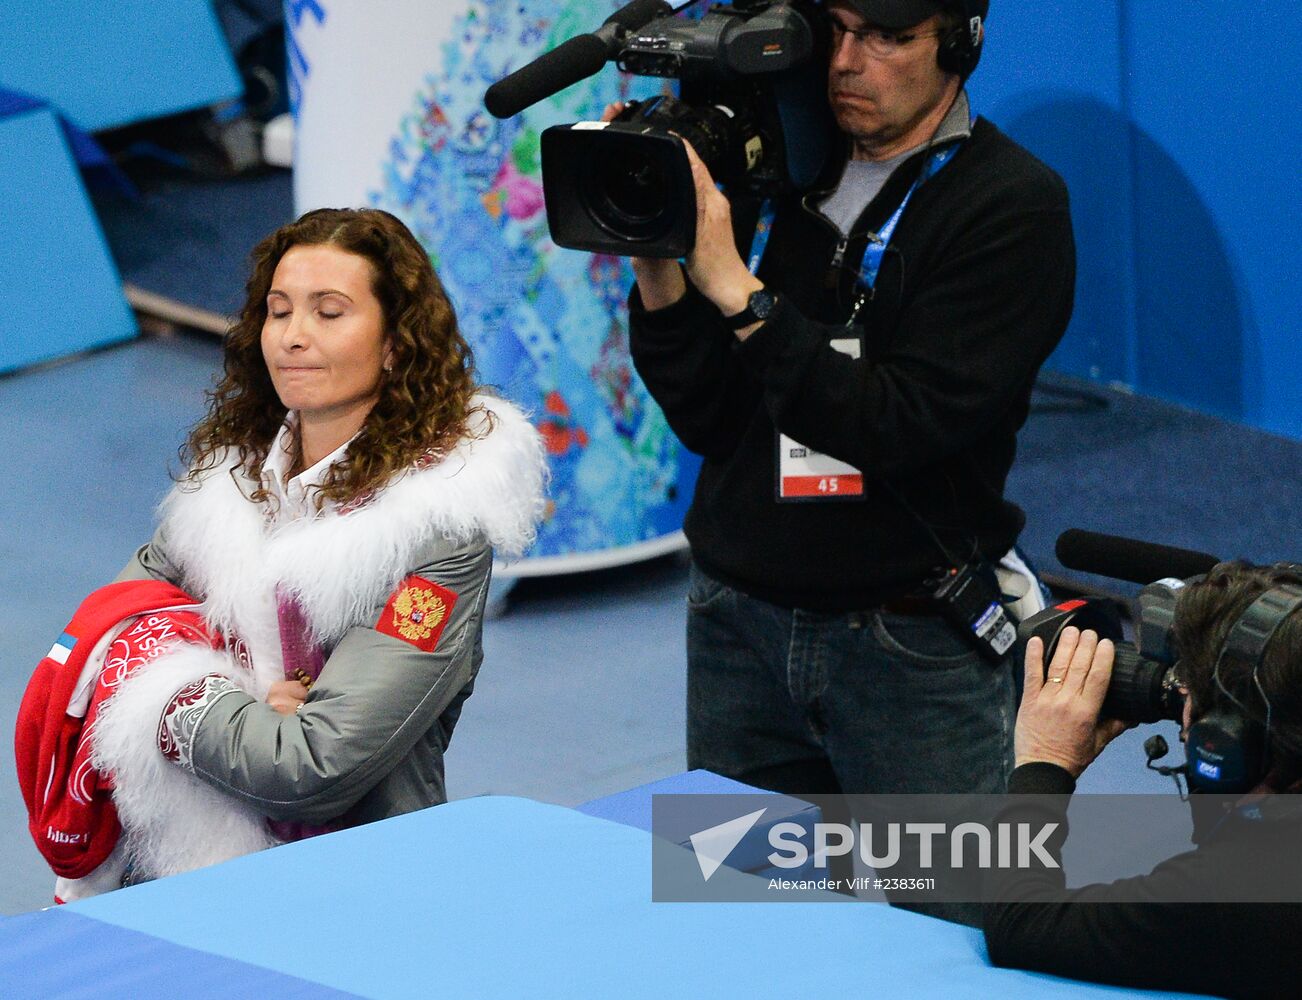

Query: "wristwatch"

xmin=724 ymin=287 xmax=778 ymax=330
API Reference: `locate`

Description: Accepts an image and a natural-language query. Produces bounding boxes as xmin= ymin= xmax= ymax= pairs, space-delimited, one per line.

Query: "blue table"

xmin=1 ymin=796 xmax=1206 ymax=998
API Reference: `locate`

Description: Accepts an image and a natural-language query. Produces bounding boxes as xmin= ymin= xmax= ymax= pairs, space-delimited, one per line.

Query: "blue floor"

xmin=91 ymin=167 xmax=295 ymax=318
xmin=3 ymin=329 xmax=1300 ymax=915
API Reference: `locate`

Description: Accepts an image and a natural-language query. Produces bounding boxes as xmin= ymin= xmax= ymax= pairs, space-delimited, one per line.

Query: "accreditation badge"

xmin=777 ymin=337 xmax=865 ymax=501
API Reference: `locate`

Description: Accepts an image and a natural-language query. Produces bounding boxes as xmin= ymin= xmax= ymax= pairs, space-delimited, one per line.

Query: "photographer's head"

xmin=1174 ymin=561 xmax=1302 ymax=791
xmin=836 ymin=0 xmax=988 ymax=63
xmin=826 ymin=1 xmax=986 ymax=161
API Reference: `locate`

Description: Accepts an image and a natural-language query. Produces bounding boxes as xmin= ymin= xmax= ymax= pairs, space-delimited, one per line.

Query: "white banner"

xmin=286 ymin=1 xmax=699 ymax=571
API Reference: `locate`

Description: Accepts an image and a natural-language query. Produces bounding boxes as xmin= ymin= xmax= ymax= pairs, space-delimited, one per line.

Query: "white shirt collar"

xmin=262 ymin=414 xmax=358 ymax=520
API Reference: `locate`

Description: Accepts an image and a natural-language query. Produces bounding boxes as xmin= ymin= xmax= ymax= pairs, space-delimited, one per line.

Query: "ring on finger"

xmin=1047 ymin=676 xmax=1065 ymax=684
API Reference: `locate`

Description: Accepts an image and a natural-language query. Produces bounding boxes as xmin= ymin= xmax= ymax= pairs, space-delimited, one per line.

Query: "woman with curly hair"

xmin=80 ymin=208 xmax=545 ymax=894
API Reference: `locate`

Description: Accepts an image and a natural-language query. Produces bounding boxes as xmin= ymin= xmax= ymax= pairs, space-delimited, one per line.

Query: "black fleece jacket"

xmin=630 ymin=116 xmax=1075 ymax=610
xmin=983 ymin=763 xmax=1302 ymax=999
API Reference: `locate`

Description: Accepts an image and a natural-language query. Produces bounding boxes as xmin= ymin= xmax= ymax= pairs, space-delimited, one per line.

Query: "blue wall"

xmin=0 ymin=1 xmax=240 ymax=131
xmin=968 ymin=2 xmax=1301 ymax=441
xmin=0 ymin=108 xmax=136 ymax=374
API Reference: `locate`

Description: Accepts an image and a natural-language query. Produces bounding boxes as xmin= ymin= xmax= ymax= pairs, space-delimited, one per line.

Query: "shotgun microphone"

xmin=1056 ymin=529 xmax=1221 ymax=584
xmin=484 ymin=0 xmax=672 ymax=119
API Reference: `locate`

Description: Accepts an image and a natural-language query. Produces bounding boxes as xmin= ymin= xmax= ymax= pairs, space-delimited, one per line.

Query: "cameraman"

xmin=984 ymin=562 xmax=1302 ymax=997
xmin=625 ymin=3 xmax=1074 ymax=828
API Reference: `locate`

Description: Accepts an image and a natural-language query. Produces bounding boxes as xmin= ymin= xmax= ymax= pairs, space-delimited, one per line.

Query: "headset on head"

xmin=936 ymin=0 xmax=984 ymax=79
xmin=1185 ymin=582 xmax=1302 ymax=794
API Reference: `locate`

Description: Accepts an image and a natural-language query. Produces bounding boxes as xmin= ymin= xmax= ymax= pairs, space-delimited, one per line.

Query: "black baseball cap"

xmin=841 ymin=1 xmax=989 ymax=31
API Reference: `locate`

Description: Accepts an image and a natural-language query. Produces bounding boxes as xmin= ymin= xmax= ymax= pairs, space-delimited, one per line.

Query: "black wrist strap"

xmin=725 ymin=303 xmax=760 ymax=330
xmin=724 ymin=288 xmax=776 ymax=330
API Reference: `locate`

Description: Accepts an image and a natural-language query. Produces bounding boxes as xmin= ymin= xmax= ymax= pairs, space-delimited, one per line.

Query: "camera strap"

xmin=747 ymin=140 xmax=964 ymax=287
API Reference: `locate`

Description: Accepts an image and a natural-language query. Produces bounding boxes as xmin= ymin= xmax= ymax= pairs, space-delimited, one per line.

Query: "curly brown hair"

xmin=1174 ymin=561 xmax=1302 ymax=780
xmin=183 ymin=207 xmax=486 ymax=507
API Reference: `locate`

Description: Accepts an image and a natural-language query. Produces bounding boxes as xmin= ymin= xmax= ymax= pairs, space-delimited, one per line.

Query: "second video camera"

xmin=1017 ymin=582 xmax=1189 ymax=725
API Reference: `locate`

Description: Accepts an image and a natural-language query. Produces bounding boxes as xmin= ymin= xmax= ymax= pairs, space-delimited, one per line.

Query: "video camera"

xmin=484 ymin=0 xmax=833 ymax=258
xmin=1032 ymin=530 xmax=1302 ymax=800
xmin=1018 ymin=581 xmax=1187 ymax=725
xmin=1016 ymin=529 xmax=1223 ymax=725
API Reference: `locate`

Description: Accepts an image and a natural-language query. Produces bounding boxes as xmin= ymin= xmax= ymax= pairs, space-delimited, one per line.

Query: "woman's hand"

xmin=1014 ymin=627 xmax=1130 ymax=777
xmin=266 ymin=680 xmax=309 ymax=716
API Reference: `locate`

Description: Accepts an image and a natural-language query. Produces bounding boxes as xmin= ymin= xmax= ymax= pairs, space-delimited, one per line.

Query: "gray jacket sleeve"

xmin=176 ymin=538 xmax=492 ymax=825
xmin=115 ymin=524 xmax=185 ymax=586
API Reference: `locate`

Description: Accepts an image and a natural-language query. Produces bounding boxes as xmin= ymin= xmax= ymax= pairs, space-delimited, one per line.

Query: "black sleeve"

xmin=982 ymin=764 xmax=1232 ymax=996
xmin=735 ymin=204 xmax=1075 ymax=478
xmin=627 ymin=278 xmax=762 ymax=461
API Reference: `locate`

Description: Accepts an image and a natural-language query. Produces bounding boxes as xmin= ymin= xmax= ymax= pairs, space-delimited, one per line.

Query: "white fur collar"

xmin=157 ymin=394 xmax=544 ymax=665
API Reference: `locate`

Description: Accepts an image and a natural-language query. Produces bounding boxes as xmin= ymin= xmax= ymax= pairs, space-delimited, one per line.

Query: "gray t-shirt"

xmin=818 ymin=147 xmax=917 ymax=236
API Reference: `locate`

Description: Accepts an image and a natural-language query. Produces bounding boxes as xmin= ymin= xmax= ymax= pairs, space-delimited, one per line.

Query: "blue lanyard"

xmin=747 ymin=141 xmax=964 ymax=291
xmin=746 ymin=206 xmax=776 ymax=275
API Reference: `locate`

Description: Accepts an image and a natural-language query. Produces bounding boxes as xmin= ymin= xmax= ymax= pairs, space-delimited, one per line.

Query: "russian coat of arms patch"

xmin=377 ymin=575 xmax=458 ymax=652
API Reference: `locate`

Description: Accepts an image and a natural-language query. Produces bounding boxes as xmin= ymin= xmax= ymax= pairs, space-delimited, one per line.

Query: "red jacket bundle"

xmin=14 ymin=580 xmax=213 ymax=881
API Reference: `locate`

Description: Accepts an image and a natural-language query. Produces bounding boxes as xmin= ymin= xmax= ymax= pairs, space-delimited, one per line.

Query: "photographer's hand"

xmin=599 ymin=101 xmax=688 ymax=310
xmin=679 ymin=142 xmax=766 ymax=339
xmin=1015 ymin=627 xmax=1130 ymax=778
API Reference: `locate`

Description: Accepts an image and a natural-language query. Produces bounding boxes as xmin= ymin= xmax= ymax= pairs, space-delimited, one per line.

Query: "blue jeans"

xmin=686 ymin=563 xmax=1016 ymax=923
xmin=686 ymin=561 xmax=1015 ymax=798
